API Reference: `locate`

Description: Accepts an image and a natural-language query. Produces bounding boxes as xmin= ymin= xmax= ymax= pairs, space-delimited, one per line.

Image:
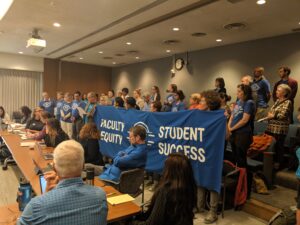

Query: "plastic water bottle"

xmin=17 ymin=178 xmax=32 ymax=211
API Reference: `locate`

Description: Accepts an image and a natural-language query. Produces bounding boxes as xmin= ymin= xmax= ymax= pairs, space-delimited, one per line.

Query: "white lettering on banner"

xmin=100 ymin=119 xmax=125 ymax=132
xmin=158 ymin=142 xmax=206 ymax=163
xmin=101 ymin=131 xmax=123 ymax=145
xmin=158 ymin=126 xmax=205 ymax=142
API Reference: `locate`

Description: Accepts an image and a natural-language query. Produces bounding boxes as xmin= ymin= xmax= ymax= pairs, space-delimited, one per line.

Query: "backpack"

xmin=268 ymin=208 xmax=296 ymax=225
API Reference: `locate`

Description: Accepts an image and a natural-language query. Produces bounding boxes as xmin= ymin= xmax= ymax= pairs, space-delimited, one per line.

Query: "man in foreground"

xmin=18 ymin=140 xmax=107 ymax=225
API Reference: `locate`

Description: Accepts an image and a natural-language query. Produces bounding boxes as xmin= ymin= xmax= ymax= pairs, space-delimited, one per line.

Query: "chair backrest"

xmin=284 ymin=124 xmax=299 ymax=148
xmin=119 ymin=168 xmax=144 ymax=195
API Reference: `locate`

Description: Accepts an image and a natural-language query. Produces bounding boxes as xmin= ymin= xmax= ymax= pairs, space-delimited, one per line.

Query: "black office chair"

xmin=102 ymin=168 xmax=145 ymax=204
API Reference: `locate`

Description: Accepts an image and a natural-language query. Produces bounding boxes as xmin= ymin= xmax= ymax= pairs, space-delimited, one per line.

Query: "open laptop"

xmin=36 ymin=142 xmax=53 ymax=160
xmin=39 ymin=175 xmax=47 ymax=194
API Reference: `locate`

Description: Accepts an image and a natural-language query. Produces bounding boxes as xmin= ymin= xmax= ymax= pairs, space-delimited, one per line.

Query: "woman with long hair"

xmin=20 ymin=106 xmax=32 ymax=124
xmin=133 ymin=88 xmax=145 ymax=110
xmin=44 ymin=118 xmax=69 ymax=147
xmin=150 ymin=86 xmax=161 ymax=103
xmin=0 ymin=106 xmax=10 ymax=123
xmin=79 ymin=122 xmax=104 ymax=165
xmin=171 ymin=90 xmax=186 ymax=112
xmin=25 ymin=107 xmax=44 ymax=131
xmin=131 ymin=153 xmax=197 ymax=225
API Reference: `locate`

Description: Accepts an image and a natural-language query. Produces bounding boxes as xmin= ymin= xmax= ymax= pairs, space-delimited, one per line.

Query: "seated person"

xmin=25 ymin=107 xmax=44 ymax=131
xmin=27 ymin=111 xmax=52 ymax=140
xmin=97 ymin=125 xmax=147 ymax=182
xmin=18 ymin=140 xmax=107 ymax=225
xmin=130 ymin=153 xmax=197 ymax=225
xmin=44 ymin=118 xmax=69 ymax=147
xmin=79 ymin=122 xmax=104 ymax=165
xmin=20 ymin=106 xmax=32 ymax=124
xmin=0 ymin=106 xmax=10 ymax=124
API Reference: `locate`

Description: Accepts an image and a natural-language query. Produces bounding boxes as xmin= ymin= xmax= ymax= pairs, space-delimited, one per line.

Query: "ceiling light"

xmin=299 ymin=22 xmax=300 ymax=25
xmin=18 ymin=51 xmax=23 ymax=54
xmin=53 ymin=22 xmax=61 ymax=27
xmin=0 ymin=0 xmax=14 ymax=21
xmin=98 ymin=51 xmax=103 ymax=54
xmin=166 ymin=50 xmax=171 ymax=53
xmin=256 ymin=0 xmax=266 ymax=5
xmin=126 ymin=42 xmax=132 ymax=45
xmin=216 ymin=39 xmax=222 ymax=42
xmin=135 ymin=56 xmax=140 ymax=59
xmin=112 ymin=62 xmax=116 ymax=64
xmin=172 ymin=27 xmax=180 ymax=31
xmin=79 ymin=57 xmax=83 ymax=60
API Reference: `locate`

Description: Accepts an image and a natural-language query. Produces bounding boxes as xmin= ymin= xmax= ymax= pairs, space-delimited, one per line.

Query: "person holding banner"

xmin=197 ymin=90 xmax=222 ymax=224
xmin=114 ymin=96 xmax=124 ymax=108
xmin=130 ymin=153 xmax=197 ymax=225
xmin=189 ymin=93 xmax=202 ymax=110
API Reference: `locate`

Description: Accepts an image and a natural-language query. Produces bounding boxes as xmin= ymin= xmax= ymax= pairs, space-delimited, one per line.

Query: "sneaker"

xmin=204 ymin=210 xmax=218 ymax=224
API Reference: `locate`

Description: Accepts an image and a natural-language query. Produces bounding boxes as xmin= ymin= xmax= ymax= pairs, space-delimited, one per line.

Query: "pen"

xmin=106 ymin=192 xmax=116 ymax=197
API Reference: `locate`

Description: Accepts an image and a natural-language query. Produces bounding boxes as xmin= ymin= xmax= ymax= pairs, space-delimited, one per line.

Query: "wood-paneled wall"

xmin=43 ymin=58 xmax=112 ymax=98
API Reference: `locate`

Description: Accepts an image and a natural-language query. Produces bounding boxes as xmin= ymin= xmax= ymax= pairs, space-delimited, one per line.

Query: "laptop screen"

xmin=39 ymin=175 xmax=47 ymax=194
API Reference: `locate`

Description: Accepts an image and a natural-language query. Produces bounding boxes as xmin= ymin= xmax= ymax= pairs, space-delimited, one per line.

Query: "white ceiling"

xmin=0 ymin=0 xmax=299 ymax=67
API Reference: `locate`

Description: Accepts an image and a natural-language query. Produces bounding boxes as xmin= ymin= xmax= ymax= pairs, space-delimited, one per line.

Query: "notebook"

xmin=107 ymin=194 xmax=134 ymax=205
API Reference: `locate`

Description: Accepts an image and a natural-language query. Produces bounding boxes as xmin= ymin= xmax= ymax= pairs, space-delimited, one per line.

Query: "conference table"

xmin=0 ymin=131 xmax=141 ymax=224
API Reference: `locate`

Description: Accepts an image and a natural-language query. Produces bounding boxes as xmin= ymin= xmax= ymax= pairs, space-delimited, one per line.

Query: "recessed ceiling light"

xmin=216 ymin=39 xmax=222 ymax=42
xmin=79 ymin=57 xmax=83 ymax=60
xmin=172 ymin=27 xmax=180 ymax=31
xmin=112 ymin=62 xmax=116 ymax=64
xmin=166 ymin=50 xmax=171 ymax=53
xmin=298 ymin=22 xmax=300 ymax=25
xmin=256 ymin=0 xmax=266 ymax=5
xmin=18 ymin=51 xmax=23 ymax=54
xmin=98 ymin=51 xmax=103 ymax=54
xmin=53 ymin=22 xmax=61 ymax=27
xmin=126 ymin=42 xmax=132 ymax=45
xmin=135 ymin=56 xmax=140 ymax=59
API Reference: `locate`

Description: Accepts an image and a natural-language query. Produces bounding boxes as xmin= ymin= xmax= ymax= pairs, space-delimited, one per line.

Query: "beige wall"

xmin=0 ymin=52 xmax=44 ymax=72
xmin=112 ymin=33 xmax=300 ymax=115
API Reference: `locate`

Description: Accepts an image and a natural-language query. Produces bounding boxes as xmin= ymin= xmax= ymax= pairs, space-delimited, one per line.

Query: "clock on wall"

xmin=175 ymin=58 xmax=184 ymax=71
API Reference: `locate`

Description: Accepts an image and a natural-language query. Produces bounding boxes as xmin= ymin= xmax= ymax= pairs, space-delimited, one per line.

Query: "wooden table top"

xmin=0 ymin=131 xmax=141 ymax=224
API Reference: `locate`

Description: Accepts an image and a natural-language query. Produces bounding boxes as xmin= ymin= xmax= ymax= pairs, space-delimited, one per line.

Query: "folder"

xmin=107 ymin=194 xmax=134 ymax=205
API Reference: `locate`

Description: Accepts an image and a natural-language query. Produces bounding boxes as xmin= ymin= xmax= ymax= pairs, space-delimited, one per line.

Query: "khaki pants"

xmin=61 ymin=121 xmax=73 ymax=139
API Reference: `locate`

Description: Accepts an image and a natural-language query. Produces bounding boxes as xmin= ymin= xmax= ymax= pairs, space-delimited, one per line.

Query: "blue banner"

xmin=94 ymin=106 xmax=226 ymax=193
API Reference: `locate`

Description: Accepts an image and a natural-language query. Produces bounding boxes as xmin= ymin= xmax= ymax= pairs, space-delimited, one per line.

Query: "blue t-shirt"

xmin=60 ymin=102 xmax=72 ymax=123
xmin=55 ymin=100 xmax=64 ymax=120
xmin=296 ymin=148 xmax=300 ymax=179
xmin=171 ymin=101 xmax=185 ymax=112
xmin=39 ymin=99 xmax=56 ymax=115
xmin=252 ymin=78 xmax=271 ymax=108
xmin=230 ymin=100 xmax=255 ymax=133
